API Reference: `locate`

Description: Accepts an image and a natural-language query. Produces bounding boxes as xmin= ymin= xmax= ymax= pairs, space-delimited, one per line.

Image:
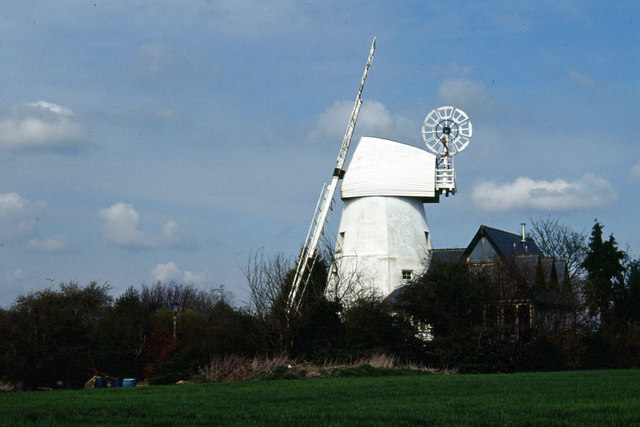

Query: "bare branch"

xmin=530 ymin=216 xmax=588 ymax=280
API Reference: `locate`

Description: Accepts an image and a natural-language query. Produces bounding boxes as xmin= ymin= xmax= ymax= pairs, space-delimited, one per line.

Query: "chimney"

xmin=521 ymin=223 xmax=526 ymax=244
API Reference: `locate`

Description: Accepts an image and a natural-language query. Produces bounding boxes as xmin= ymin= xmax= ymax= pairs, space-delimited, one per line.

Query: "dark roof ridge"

xmin=480 ymin=224 xmax=535 ymax=241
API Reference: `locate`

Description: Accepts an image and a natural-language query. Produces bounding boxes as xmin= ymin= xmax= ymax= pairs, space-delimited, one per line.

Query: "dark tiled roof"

xmin=464 ymin=225 xmax=543 ymax=261
xmin=540 ymin=258 xmax=566 ymax=285
xmin=516 ymin=256 xmax=567 ymax=287
xmin=516 ymin=255 xmax=539 ymax=284
xmin=430 ymin=248 xmax=465 ymax=263
xmin=483 ymin=225 xmax=543 ymax=258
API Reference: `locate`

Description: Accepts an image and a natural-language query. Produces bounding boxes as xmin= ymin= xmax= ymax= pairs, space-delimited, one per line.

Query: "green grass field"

xmin=1 ymin=369 xmax=639 ymax=426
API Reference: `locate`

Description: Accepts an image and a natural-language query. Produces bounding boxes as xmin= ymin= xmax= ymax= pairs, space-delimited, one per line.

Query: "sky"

xmin=0 ymin=1 xmax=639 ymax=307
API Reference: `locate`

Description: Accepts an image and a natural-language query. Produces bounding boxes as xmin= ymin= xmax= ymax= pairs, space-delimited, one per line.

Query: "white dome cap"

xmin=341 ymin=137 xmax=437 ymax=200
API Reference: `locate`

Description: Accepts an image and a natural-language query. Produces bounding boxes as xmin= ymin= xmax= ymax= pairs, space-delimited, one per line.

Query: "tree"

xmin=396 ymin=260 xmax=509 ymax=370
xmin=581 ymin=221 xmax=626 ymax=329
xmin=341 ymin=295 xmax=417 ymax=360
xmin=399 ymin=260 xmax=495 ymax=339
xmin=1 ymin=282 xmax=112 ymax=389
xmin=613 ymin=259 xmax=640 ymax=324
xmin=140 ymin=281 xmax=225 ymax=315
xmin=530 ymin=216 xmax=588 ymax=279
xmin=244 ymin=249 xmax=293 ymax=324
xmin=94 ymin=287 xmax=151 ymax=378
xmin=243 ymin=248 xmax=333 ymax=355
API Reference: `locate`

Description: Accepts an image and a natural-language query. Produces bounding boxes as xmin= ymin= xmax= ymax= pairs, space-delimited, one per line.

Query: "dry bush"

xmin=194 ymin=353 xmax=441 ymax=383
xmin=0 ymin=380 xmax=14 ymax=392
xmin=196 ymin=355 xmax=296 ymax=382
xmin=358 ymin=353 xmax=395 ymax=369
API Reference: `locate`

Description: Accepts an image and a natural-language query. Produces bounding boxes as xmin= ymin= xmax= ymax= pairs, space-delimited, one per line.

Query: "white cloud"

xmin=151 ymin=261 xmax=181 ymax=282
xmin=472 ymin=174 xmax=617 ymax=212
xmin=0 ymin=192 xmax=46 ymax=240
xmin=151 ymin=262 xmax=206 ymax=283
xmin=162 ymin=220 xmax=198 ymax=249
xmin=313 ymin=100 xmax=413 ymax=141
xmin=26 ymin=235 xmax=70 ymax=253
xmin=99 ymin=203 xmax=157 ymax=249
xmin=568 ymin=70 xmax=595 ymax=88
xmin=99 ymin=204 xmax=198 ymax=250
xmin=0 ymin=101 xmax=87 ymax=151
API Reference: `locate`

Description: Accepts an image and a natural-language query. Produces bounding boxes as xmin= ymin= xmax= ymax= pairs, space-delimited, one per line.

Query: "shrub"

xmin=0 ymin=380 xmax=14 ymax=393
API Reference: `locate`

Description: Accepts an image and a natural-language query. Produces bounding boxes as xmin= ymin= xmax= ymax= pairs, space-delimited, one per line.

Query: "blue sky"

xmin=1 ymin=1 xmax=639 ymax=307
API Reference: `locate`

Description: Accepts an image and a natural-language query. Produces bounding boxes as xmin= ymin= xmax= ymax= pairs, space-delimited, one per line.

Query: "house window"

xmin=402 ymin=270 xmax=413 ymax=281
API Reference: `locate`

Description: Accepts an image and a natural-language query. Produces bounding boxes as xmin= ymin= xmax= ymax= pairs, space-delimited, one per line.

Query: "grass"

xmin=1 ymin=369 xmax=639 ymax=425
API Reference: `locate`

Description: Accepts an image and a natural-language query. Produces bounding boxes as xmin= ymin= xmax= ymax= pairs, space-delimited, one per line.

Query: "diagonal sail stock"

xmin=286 ymin=37 xmax=376 ymax=317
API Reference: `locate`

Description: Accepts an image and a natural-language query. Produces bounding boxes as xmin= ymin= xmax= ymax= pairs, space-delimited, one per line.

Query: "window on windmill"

xmin=336 ymin=232 xmax=345 ymax=253
xmin=402 ymin=270 xmax=413 ymax=281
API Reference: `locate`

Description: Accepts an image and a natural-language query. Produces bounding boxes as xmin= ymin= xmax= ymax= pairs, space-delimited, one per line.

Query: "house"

xmin=391 ymin=224 xmax=573 ymax=340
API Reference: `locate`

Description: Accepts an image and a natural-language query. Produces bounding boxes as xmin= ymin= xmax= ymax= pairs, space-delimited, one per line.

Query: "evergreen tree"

xmin=581 ymin=221 xmax=626 ymax=328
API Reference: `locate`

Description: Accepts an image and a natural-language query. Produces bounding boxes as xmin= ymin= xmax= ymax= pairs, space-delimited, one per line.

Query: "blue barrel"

xmin=94 ymin=377 xmax=107 ymax=388
xmin=111 ymin=377 xmax=122 ymax=388
xmin=122 ymin=378 xmax=136 ymax=388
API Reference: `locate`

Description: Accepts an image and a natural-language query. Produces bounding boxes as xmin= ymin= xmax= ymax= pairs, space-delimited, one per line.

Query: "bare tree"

xmin=530 ymin=216 xmax=588 ymax=280
xmin=242 ymin=249 xmax=293 ymax=321
xmin=140 ymin=282 xmax=226 ymax=314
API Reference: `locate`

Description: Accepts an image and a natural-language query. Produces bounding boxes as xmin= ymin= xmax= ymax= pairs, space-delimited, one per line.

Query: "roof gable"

xmin=463 ymin=225 xmax=543 ymax=262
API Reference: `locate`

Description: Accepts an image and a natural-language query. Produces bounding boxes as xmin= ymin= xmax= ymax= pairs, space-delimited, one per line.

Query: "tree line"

xmin=1 ymin=219 xmax=639 ymax=389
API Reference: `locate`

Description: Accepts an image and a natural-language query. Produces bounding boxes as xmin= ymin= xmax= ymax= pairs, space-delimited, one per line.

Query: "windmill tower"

xmin=327 ymin=106 xmax=472 ymax=299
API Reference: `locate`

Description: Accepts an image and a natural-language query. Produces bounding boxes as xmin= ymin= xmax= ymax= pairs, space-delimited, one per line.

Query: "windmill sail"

xmin=286 ymin=37 xmax=376 ymax=316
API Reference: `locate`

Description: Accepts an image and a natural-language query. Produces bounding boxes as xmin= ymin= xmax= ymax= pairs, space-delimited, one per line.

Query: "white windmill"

xmin=326 ymin=106 xmax=472 ymax=299
xmin=285 ymin=38 xmax=473 ymax=314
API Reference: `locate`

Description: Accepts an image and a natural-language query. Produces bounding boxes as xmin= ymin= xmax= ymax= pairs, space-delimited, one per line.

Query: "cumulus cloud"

xmin=99 ymin=203 xmax=198 ymax=250
xmin=0 ymin=101 xmax=88 ymax=151
xmin=151 ymin=262 xmax=206 ymax=283
xmin=472 ymin=174 xmax=617 ymax=212
xmin=26 ymin=235 xmax=70 ymax=253
xmin=313 ymin=100 xmax=413 ymax=141
xmin=0 ymin=192 xmax=46 ymax=240
xmin=99 ymin=203 xmax=157 ymax=249
xmin=162 ymin=220 xmax=198 ymax=249
xmin=568 ymin=70 xmax=595 ymax=88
